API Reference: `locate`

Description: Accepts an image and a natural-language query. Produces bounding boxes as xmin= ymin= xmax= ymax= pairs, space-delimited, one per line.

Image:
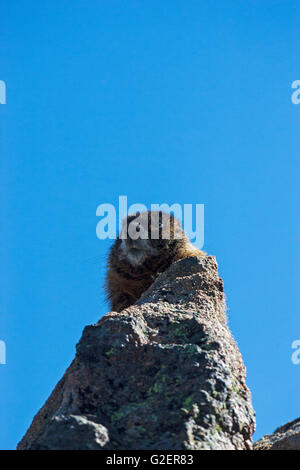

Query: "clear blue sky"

xmin=0 ymin=0 xmax=299 ymax=450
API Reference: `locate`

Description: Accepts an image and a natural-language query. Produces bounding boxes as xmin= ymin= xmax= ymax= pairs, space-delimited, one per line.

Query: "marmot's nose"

xmin=127 ymin=237 xmax=139 ymax=247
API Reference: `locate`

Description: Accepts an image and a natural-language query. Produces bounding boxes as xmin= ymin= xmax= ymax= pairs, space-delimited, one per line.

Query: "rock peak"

xmin=17 ymin=256 xmax=255 ymax=450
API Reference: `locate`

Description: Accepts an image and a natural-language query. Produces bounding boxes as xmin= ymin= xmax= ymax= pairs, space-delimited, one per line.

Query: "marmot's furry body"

xmin=105 ymin=211 xmax=205 ymax=312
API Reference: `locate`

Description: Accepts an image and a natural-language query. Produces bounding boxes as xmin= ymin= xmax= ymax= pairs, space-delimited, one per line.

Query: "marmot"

xmin=105 ymin=210 xmax=205 ymax=312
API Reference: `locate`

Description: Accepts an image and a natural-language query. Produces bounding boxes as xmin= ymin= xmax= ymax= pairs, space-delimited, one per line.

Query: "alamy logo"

xmin=0 ymin=340 xmax=6 ymax=364
xmin=96 ymin=196 xmax=205 ymax=248
xmin=291 ymin=80 xmax=300 ymax=105
xmin=0 ymin=80 xmax=6 ymax=104
xmin=291 ymin=340 xmax=300 ymax=365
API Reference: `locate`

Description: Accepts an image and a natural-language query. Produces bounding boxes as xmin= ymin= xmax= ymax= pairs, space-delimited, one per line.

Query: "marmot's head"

xmin=118 ymin=211 xmax=185 ymax=266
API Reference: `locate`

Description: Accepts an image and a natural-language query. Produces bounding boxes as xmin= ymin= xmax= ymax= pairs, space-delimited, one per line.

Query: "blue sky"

xmin=0 ymin=0 xmax=299 ymax=449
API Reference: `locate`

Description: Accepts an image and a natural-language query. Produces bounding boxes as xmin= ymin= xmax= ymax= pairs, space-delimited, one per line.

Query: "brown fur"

xmin=105 ymin=211 xmax=205 ymax=312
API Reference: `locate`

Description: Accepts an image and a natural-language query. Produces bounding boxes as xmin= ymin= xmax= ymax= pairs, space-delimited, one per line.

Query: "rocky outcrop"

xmin=254 ymin=418 xmax=300 ymax=450
xmin=17 ymin=256 xmax=255 ymax=450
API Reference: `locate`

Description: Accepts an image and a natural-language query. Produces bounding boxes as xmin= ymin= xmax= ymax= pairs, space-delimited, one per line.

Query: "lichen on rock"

xmin=17 ymin=256 xmax=255 ymax=450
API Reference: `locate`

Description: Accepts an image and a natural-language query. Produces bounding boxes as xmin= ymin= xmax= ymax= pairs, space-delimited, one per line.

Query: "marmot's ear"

xmin=127 ymin=211 xmax=140 ymax=219
xmin=126 ymin=211 xmax=140 ymax=220
xmin=157 ymin=210 xmax=175 ymax=221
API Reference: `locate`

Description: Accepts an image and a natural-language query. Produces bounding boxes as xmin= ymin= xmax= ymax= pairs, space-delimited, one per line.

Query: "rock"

xmin=254 ymin=418 xmax=300 ymax=450
xmin=17 ymin=256 xmax=255 ymax=450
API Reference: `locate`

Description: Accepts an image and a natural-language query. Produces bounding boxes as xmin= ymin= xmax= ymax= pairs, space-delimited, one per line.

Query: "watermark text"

xmin=291 ymin=340 xmax=300 ymax=365
xmin=291 ymin=80 xmax=300 ymax=104
xmin=0 ymin=340 xmax=6 ymax=364
xmin=0 ymin=80 xmax=6 ymax=104
xmin=96 ymin=196 xmax=204 ymax=248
